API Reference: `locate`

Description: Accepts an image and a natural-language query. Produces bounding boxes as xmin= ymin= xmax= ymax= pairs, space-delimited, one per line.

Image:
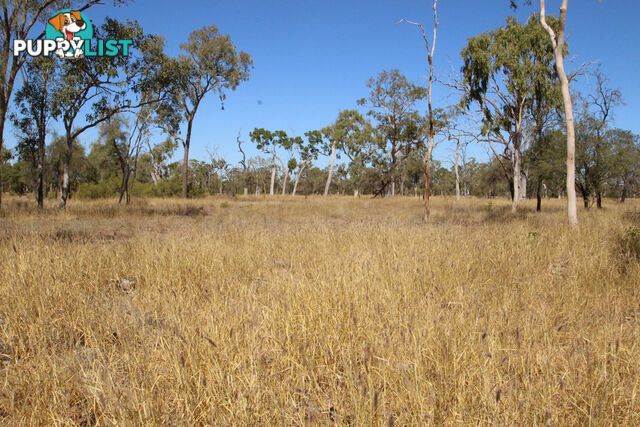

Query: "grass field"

xmin=1 ymin=195 xmax=639 ymax=424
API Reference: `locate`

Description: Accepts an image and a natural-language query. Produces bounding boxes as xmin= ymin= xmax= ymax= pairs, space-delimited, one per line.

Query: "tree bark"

xmin=541 ymin=0 xmax=578 ymax=226
xmin=511 ymin=136 xmax=521 ymax=213
xmin=181 ymin=119 xmax=193 ymax=198
xmin=0 ymin=113 xmax=4 ymax=209
xmin=536 ymin=177 xmax=542 ymax=212
xmin=596 ymin=191 xmax=602 ymax=209
xmin=269 ymin=157 xmax=275 ymax=195
xmin=455 ymin=138 xmax=461 ymax=201
xmin=281 ymin=170 xmax=289 ymax=195
xmin=324 ymin=141 xmax=336 ymax=197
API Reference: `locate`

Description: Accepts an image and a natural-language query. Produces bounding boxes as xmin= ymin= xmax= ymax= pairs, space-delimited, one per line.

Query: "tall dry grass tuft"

xmin=1 ymin=195 xmax=639 ymax=424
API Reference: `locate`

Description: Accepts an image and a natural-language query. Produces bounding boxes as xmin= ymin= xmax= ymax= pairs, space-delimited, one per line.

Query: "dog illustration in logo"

xmin=48 ymin=11 xmax=86 ymax=58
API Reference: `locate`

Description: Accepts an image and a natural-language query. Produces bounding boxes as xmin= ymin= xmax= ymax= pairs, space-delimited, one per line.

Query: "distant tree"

xmin=526 ymin=129 xmax=566 ymax=210
xmin=291 ymin=131 xmax=321 ymax=196
xmin=250 ymin=128 xmax=298 ymax=195
xmin=10 ymin=56 xmax=57 ymax=207
xmin=0 ymin=0 xmax=128 ymax=208
xmin=144 ymin=138 xmax=178 ymax=186
xmin=358 ymin=70 xmax=426 ymax=197
xmin=101 ymin=110 xmax=151 ymax=204
xmin=162 ymin=25 xmax=252 ymax=198
xmin=461 ymin=15 xmax=559 ymax=213
xmin=321 ymin=110 xmax=373 ymax=197
xmin=51 ymin=19 xmax=167 ymax=207
xmin=236 ymin=132 xmax=250 ymax=195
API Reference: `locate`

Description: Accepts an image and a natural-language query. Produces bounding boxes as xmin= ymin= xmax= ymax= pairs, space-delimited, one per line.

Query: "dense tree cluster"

xmin=0 ymin=1 xmax=638 ymax=212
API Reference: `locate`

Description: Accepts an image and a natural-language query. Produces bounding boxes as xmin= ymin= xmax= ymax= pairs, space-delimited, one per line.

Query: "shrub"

xmin=619 ymin=227 xmax=640 ymax=262
xmin=76 ymin=181 xmax=117 ymax=199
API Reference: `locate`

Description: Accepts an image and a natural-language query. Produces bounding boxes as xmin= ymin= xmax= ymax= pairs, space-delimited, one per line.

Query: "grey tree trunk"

xmin=455 ymin=139 xmax=461 ymax=201
xmin=324 ymin=141 xmax=336 ymax=197
xmin=181 ymin=119 xmax=193 ymax=198
xmin=541 ymin=0 xmax=578 ymax=226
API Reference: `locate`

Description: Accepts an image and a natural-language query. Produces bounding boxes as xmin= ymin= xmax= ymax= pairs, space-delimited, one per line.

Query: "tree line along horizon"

xmin=0 ymin=2 xmax=638 ymax=215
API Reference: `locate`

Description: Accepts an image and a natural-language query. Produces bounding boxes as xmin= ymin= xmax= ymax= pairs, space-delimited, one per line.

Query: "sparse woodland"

xmin=1 ymin=0 xmax=640 ymax=424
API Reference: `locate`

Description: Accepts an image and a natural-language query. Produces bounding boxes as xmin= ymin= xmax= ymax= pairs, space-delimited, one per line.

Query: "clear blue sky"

xmin=8 ymin=0 xmax=640 ymax=168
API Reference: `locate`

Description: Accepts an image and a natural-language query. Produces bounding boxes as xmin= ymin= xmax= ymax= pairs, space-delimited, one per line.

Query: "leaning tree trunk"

xmin=281 ymin=170 xmax=289 ymax=195
xmin=181 ymin=120 xmax=193 ymax=198
xmin=541 ymin=0 xmax=577 ymax=226
xmin=324 ymin=141 xmax=336 ymax=198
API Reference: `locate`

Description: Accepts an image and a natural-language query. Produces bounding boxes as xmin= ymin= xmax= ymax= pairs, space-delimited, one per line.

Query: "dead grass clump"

xmin=617 ymin=226 xmax=640 ymax=265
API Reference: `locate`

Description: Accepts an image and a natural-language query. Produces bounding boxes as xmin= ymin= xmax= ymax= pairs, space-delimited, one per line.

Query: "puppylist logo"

xmin=13 ymin=9 xmax=132 ymax=59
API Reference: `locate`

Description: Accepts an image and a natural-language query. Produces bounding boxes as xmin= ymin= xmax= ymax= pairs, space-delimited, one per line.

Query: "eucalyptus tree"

xmin=513 ymin=0 xmax=580 ymax=224
xmin=321 ymin=109 xmax=372 ymax=197
xmin=100 ymin=109 xmax=151 ymax=204
xmin=0 ymin=0 xmax=128 ymax=207
xmin=10 ymin=56 xmax=57 ymax=207
xmin=162 ymin=25 xmax=252 ymax=198
xmin=250 ymin=128 xmax=296 ymax=195
xmin=51 ymin=19 xmax=168 ymax=207
xmin=291 ymin=130 xmax=321 ymax=196
xmin=145 ymin=137 xmax=177 ymax=186
xmin=357 ymin=69 xmax=426 ymax=196
xmin=461 ymin=15 xmax=559 ymax=213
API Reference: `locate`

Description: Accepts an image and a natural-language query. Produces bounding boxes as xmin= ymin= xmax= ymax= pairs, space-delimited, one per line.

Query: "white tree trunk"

xmin=512 ymin=145 xmax=521 ymax=213
xmin=540 ymin=0 xmax=578 ymax=226
xmin=269 ymin=158 xmax=275 ymax=196
xmin=281 ymin=170 xmax=289 ymax=195
xmin=324 ymin=141 xmax=336 ymax=198
xmin=519 ymin=172 xmax=527 ymax=200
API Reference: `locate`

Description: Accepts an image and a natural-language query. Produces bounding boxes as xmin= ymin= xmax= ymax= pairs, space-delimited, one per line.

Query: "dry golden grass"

xmin=1 ymin=195 xmax=639 ymax=424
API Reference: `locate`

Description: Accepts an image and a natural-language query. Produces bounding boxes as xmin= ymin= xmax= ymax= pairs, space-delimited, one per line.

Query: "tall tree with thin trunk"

xmin=401 ymin=0 xmax=438 ymax=221
xmin=321 ymin=110 xmax=370 ymax=198
xmin=357 ymin=70 xmax=426 ymax=197
xmin=291 ymin=131 xmax=321 ymax=196
xmin=51 ymin=19 xmax=164 ymax=207
xmin=10 ymin=56 xmax=56 ymax=208
xmin=250 ymin=128 xmax=296 ymax=195
xmin=461 ymin=16 xmax=558 ymax=213
xmin=539 ymin=0 xmax=578 ymax=225
xmin=167 ymin=25 xmax=252 ymax=198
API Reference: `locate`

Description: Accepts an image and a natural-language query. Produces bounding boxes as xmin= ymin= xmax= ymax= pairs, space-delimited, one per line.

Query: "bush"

xmin=76 ymin=181 xmax=117 ymax=199
xmin=619 ymin=227 xmax=640 ymax=262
